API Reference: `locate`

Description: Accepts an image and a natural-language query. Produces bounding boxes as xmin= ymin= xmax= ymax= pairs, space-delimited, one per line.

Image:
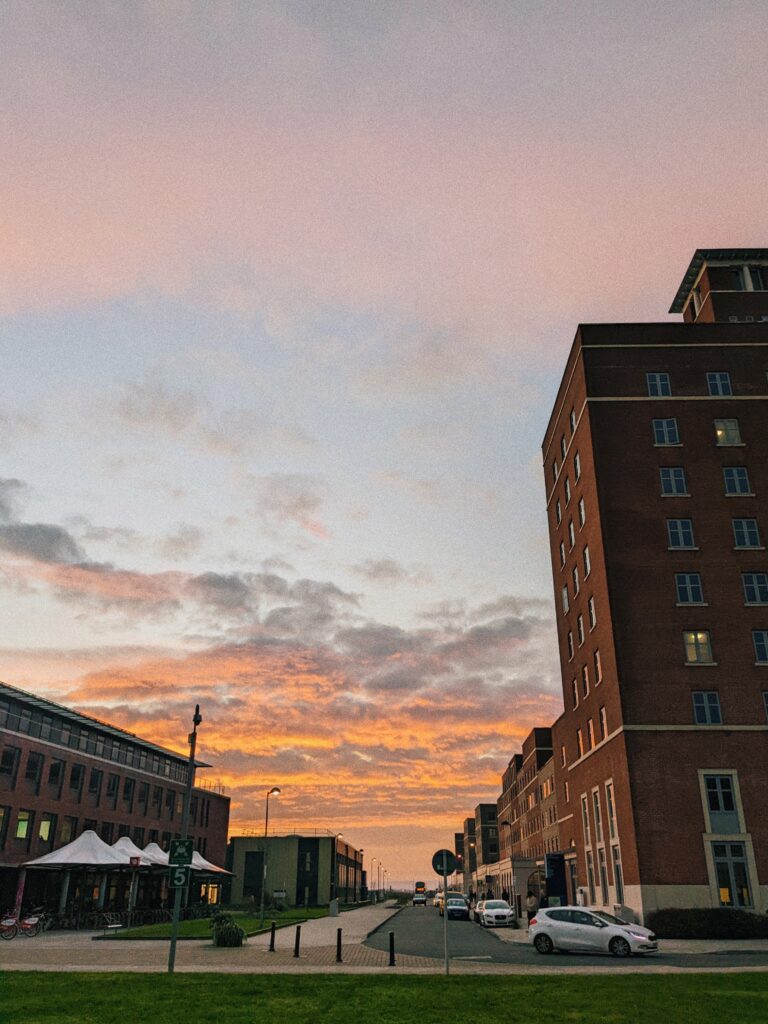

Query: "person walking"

xmin=525 ymin=890 xmax=539 ymax=929
xmin=501 ymin=887 xmax=510 ymax=904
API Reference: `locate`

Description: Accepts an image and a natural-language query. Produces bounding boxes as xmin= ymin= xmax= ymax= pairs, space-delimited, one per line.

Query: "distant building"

xmin=0 ymin=680 xmax=230 ymax=910
xmin=461 ymin=816 xmax=476 ymax=894
xmin=226 ymin=833 xmax=363 ymax=907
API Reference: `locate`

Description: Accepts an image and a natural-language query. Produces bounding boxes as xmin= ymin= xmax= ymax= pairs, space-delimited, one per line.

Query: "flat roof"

xmin=0 ymin=680 xmax=211 ymax=768
xmin=669 ymin=248 xmax=768 ymax=313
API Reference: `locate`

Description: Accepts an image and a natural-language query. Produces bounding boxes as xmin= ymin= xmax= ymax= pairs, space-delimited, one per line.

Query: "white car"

xmin=478 ymin=899 xmax=514 ymax=927
xmin=530 ymin=907 xmax=659 ymax=957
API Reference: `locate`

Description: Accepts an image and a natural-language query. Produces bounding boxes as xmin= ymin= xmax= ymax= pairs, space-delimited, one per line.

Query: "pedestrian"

xmin=485 ymin=888 xmax=494 ymax=901
xmin=501 ymin=888 xmax=510 ymax=904
xmin=525 ymin=890 xmax=539 ymax=929
xmin=469 ymin=889 xmax=476 ymax=906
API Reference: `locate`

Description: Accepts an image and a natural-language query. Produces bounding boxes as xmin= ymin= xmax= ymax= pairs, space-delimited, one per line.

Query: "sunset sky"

xmin=2 ymin=1 xmax=767 ymax=882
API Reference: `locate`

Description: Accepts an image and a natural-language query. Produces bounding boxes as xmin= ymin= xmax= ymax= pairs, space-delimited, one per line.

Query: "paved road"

xmin=365 ymin=906 xmax=768 ymax=971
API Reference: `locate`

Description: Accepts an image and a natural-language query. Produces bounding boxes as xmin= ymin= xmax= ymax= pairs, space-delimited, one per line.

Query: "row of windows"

xmin=666 ymin=516 xmax=764 ymax=551
xmin=575 ymin=705 xmax=608 ymax=758
xmin=647 ymin=370 xmax=739 ymax=397
xmin=653 ymin=415 xmax=749 ymax=448
xmin=0 ymin=701 xmax=188 ymax=783
xmin=683 ymin=629 xmax=768 ymax=665
xmin=673 ymin=571 xmax=768 ymax=606
xmin=689 ymin=690 xmax=768 ymax=725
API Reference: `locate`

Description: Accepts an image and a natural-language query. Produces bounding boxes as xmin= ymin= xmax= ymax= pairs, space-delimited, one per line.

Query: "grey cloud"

xmin=115 ymin=380 xmax=199 ymax=434
xmin=0 ymin=479 xmax=26 ymax=523
xmin=186 ymin=572 xmax=256 ymax=613
xmin=335 ymin=623 xmax=423 ymax=660
xmin=158 ymin=524 xmax=203 ymax=561
xmin=350 ymin=558 xmax=432 ymax=586
xmin=0 ymin=523 xmax=85 ymax=564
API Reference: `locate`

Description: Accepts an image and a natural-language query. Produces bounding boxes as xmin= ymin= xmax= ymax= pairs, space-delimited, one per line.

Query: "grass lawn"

xmin=110 ymin=907 xmax=329 ymax=939
xmin=4 ymin=973 xmax=767 ymax=1024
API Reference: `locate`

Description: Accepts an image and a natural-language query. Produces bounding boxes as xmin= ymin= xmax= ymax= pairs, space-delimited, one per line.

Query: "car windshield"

xmin=485 ymin=901 xmax=510 ymax=909
xmin=447 ymin=899 xmax=464 ymax=906
xmin=592 ymin=911 xmax=626 ymax=925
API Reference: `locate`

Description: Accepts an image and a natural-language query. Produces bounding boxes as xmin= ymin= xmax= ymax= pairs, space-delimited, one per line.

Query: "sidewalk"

xmin=250 ymin=900 xmax=402 ymax=948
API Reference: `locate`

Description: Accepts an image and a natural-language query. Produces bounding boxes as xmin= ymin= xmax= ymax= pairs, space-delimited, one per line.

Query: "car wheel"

xmin=533 ymin=933 xmax=554 ymax=955
xmin=609 ymin=936 xmax=632 ymax=958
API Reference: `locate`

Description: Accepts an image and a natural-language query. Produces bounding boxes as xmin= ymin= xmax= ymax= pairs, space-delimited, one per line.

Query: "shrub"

xmin=647 ymin=908 xmax=768 ymax=940
xmin=210 ymin=912 xmax=247 ymax=947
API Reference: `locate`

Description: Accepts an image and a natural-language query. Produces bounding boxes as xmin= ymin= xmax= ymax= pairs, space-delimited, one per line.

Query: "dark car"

xmin=445 ymin=897 xmax=470 ymax=920
xmin=413 ymin=893 xmax=427 ymax=906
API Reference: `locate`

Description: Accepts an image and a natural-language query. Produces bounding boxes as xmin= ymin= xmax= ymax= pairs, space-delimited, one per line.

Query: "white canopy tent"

xmin=111 ymin=836 xmax=152 ymax=866
xmin=24 ymin=830 xmax=127 ymax=868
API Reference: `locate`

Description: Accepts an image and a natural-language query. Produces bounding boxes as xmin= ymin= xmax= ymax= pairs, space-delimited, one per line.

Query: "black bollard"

xmin=336 ymin=927 xmax=343 ymax=963
xmin=269 ymin=921 xmax=276 ymax=951
xmin=293 ymin=924 xmax=301 ymax=958
xmin=388 ymin=929 xmax=396 ymax=967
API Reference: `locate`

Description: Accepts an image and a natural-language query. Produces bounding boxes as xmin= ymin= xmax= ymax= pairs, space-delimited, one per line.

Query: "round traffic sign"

xmin=431 ymin=848 xmax=457 ymax=875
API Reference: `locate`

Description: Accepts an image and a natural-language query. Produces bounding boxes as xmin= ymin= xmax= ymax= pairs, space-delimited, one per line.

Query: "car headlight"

xmin=627 ymin=931 xmax=648 ymax=940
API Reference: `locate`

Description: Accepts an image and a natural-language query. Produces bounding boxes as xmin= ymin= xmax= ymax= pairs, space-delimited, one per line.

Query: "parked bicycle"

xmin=1 ymin=912 xmax=18 ymax=940
xmin=18 ymin=907 xmax=49 ymax=937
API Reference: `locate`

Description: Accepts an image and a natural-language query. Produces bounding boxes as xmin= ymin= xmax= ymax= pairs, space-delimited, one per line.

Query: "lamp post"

xmin=168 ymin=703 xmax=202 ymax=974
xmin=371 ymin=858 xmax=377 ymax=904
xmin=358 ymin=848 xmax=364 ymax=903
xmin=259 ymin=786 xmax=281 ymax=928
xmin=500 ymin=819 xmax=516 ymax=920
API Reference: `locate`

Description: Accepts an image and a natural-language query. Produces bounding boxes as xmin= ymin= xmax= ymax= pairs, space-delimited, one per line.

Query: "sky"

xmin=2 ymin=0 xmax=768 ymax=884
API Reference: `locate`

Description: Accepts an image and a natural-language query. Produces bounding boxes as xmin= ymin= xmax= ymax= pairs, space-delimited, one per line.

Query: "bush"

xmin=647 ymin=907 xmax=768 ymax=939
xmin=210 ymin=912 xmax=247 ymax=947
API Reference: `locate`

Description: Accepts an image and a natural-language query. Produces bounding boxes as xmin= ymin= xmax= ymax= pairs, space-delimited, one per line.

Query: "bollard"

xmin=269 ymin=921 xmax=276 ymax=952
xmin=293 ymin=924 xmax=301 ymax=958
xmin=336 ymin=927 xmax=343 ymax=963
xmin=388 ymin=929 xmax=396 ymax=967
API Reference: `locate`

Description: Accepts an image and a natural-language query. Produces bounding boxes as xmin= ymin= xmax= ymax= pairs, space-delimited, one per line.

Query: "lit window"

xmin=564 ymin=476 xmax=571 ymax=504
xmin=707 ymin=372 xmax=732 ymax=397
xmin=568 ymin=520 xmax=575 ymax=548
xmin=583 ymin=545 xmax=591 ymax=577
xmin=560 ymin=435 xmax=567 ymax=460
xmin=15 ymin=810 xmax=31 ymax=840
xmin=574 ymin=452 xmax=581 ymax=480
xmin=581 ymin=665 xmax=590 ymax=697
xmin=561 ymin=745 xmax=566 ymax=766
xmin=684 ymin=630 xmax=714 ymax=664
xmin=712 ymin=842 xmax=752 ymax=908
xmin=593 ymin=649 xmax=602 ymax=683
xmin=577 ymin=615 xmax=585 ymax=645
xmin=577 ymin=729 xmax=584 ymax=757
xmin=555 ymin=499 xmax=561 ymax=525
xmin=653 ymin=418 xmax=680 ymax=445
xmin=676 ymin=573 xmax=704 ymax=604
xmin=588 ymin=596 xmax=596 ymax=629
xmin=571 ymin=679 xmax=578 ymax=709
xmin=587 ymin=719 xmax=595 ymax=750
xmin=724 ymin=467 xmax=752 ymax=495
xmin=667 ymin=518 xmax=696 ymax=548
xmin=572 ymin=566 xmax=580 ymax=595
xmin=733 ymin=519 xmax=761 ymax=548
xmin=561 ymin=585 xmax=569 ymax=613
xmin=578 ymin=498 xmax=586 ymax=527
xmin=569 ymin=408 xmax=576 ymax=433
xmin=599 ymin=706 xmax=607 ymax=740
xmin=564 ymin=780 xmax=570 ymax=802
xmin=715 ymin=419 xmax=742 ymax=446
xmin=660 ymin=467 xmax=688 ymax=495
xmin=559 ymin=541 xmax=566 ymax=567
xmin=567 ymin=631 xmax=574 ymax=660
xmin=753 ymin=631 xmax=768 ymax=664
xmin=646 ymin=372 xmax=671 ymax=397
xmin=742 ymin=573 xmax=768 ymax=605
xmin=693 ymin=691 xmax=722 ymax=725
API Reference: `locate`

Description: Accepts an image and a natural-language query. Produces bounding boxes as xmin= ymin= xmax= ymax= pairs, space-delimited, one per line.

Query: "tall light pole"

xmin=259 ymin=786 xmax=281 ymax=928
xmin=332 ymin=832 xmax=343 ymax=904
xmin=358 ymin=848 xmax=364 ymax=903
xmin=168 ymin=703 xmax=202 ymax=974
xmin=371 ymin=858 xmax=377 ymax=904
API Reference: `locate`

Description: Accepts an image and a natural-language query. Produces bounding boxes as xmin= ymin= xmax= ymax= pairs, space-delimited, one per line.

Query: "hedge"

xmin=647 ymin=907 xmax=768 ymax=939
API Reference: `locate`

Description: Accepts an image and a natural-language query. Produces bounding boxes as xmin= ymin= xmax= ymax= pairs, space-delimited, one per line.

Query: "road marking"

xmin=453 ymin=955 xmax=493 ymax=960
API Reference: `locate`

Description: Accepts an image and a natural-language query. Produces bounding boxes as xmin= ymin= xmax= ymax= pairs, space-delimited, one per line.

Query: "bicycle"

xmin=18 ymin=906 xmax=49 ymax=937
xmin=1 ymin=912 xmax=18 ymax=940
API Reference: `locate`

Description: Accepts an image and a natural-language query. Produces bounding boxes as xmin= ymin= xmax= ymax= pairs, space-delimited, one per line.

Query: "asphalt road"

xmin=365 ymin=905 xmax=768 ymax=970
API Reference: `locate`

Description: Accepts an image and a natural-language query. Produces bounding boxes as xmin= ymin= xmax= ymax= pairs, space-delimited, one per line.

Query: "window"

xmin=588 ymin=597 xmax=596 ymax=629
xmin=748 ymin=266 xmax=765 ymax=290
xmin=70 ymin=764 xmax=84 ymax=791
xmin=583 ymin=546 xmax=591 ymax=577
xmin=569 ymin=408 xmax=576 ymax=433
xmin=559 ymin=541 xmax=565 ymax=567
xmin=763 ymin=692 xmax=768 ymax=720
xmin=560 ymin=745 xmax=566 ymax=766
xmin=560 ymin=435 xmax=567 ymax=460
xmin=555 ymin=499 xmax=561 ymax=524
xmin=753 ymin=631 xmax=768 ymax=664
xmin=571 ymin=678 xmax=578 ymax=709
xmin=693 ymin=691 xmax=722 ymax=724
xmin=684 ymin=630 xmax=714 ymax=664
xmin=667 ymin=518 xmax=695 ymax=548
xmin=0 ymin=747 xmax=18 ymax=777
xmin=676 ymin=573 xmax=704 ymax=604
xmin=564 ymin=476 xmax=571 ymax=504
xmin=715 ymin=419 xmax=742 ymax=446
xmin=712 ymin=843 xmax=752 ymax=908
xmin=572 ymin=566 xmax=580 ymax=595
xmin=599 ymin=705 xmax=607 ymax=740
xmin=646 ymin=372 xmax=671 ymax=397
xmin=660 ymin=467 xmax=688 ymax=495
xmin=106 ymin=773 xmax=119 ymax=798
xmin=561 ymin=585 xmax=569 ymax=614
xmin=605 ymin=782 xmax=617 ymax=839
xmin=586 ymin=851 xmax=596 ymax=905
xmin=38 ymin=813 xmax=56 ymax=843
xmin=704 ymin=776 xmax=739 ymax=833
xmin=48 ymin=760 xmax=64 ymax=786
xmin=581 ymin=795 xmax=590 ymax=845
xmin=707 ymin=372 xmax=732 ymax=397
xmin=581 ymin=665 xmax=590 ymax=697
xmin=743 ymin=573 xmax=768 ymax=604
xmin=612 ymin=846 xmax=624 ymax=903
xmin=724 ymin=467 xmax=752 ymax=495
xmin=598 ymin=847 xmax=609 ymax=904
xmin=564 ymin=781 xmax=570 ymax=802
xmin=568 ymin=520 xmax=575 ymax=548
xmin=577 ymin=729 xmax=584 ymax=757
xmin=578 ymin=498 xmax=586 ymax=527
xmin=593 ymin=649 xmax=603 ymax=684
xmin=567 ymin=631 xmax=574 ymax=660
xmin=587 ymin=718 xmax=595 ymax=749
xmin=24 ymin=751 xmax=43 ymax=782
xmin=123 ymin=777 xmax=135 ymax=801
xmin=653 ymin=418 xmax=680 ymax=445
xmin=733 ymin=519 xmax=761 ymax=549
xmin=15 ymin=810 xmax=32 ymax=840
xmin=89 ymin=769 xmax=102 ymax=794
xmin=574 ymin=452 xmax=581 ymax=480
xmin=577 ymin=615 xmax=585 ymax=645
xmin=592 ymin=790 xmax=603 ymax=843
xmin=552 ymin=461 xmax=558 ymax=483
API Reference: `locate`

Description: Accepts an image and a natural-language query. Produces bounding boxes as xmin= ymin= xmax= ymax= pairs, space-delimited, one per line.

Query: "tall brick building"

xmin=544 ymin=249 xmax=768 ymax=922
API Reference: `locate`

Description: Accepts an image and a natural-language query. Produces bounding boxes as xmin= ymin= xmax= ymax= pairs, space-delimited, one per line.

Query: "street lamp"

xmin=358 ymin=848 xmax=364 ymax=903
xmin=333 ymin=832 xmax=343 ymax=904
xmin=371 ymin=858 xmax=377 ymax=904
xmin=259 ymin=786 xmax=281 ymax=928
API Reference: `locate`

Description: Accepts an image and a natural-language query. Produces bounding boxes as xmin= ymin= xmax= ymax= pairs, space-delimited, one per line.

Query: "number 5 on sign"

xmin=169 ymin=866 xmax=190 ymax=888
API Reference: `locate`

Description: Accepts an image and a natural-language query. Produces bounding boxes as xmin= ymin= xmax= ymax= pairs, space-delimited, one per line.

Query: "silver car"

xmin=530 ymin=907 xmax=658 ymax=957
xmin=479 ymin=899 xmax=514 ymax=927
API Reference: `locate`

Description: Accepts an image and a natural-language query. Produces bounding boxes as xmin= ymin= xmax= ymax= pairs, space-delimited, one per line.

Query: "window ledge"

xmin=754 ymin=662 xmax=768 ymax=667
xmin=745 ymin=602 xmax=768 ymax=607
xmin=661 ymin=493 xmax=691 ymax=498
xmin=676 ymin=602 xmax=708 ymax=607
xmin=684 ymin=661 xmax=719 ymax=667
xmin=654 ymin=443 xmax=683 ymax=447
xmin=734 ymin=546 xmax=765 ymax=551
xmin=668 ymin=546 xmax=700 ymax=551
xmin=717 ymin=443 xmax=746 ymax=448
xmin=725 ymin=492 xmax=756 ymax=498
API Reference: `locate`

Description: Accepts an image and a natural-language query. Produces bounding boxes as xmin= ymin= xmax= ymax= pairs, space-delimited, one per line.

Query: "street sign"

xmin=169 ymin=839 xmax=194 ymax=866
xmin=168 ymin=865 xmax=191 ymax=889
xmin=431 ymin=849 xmax=457 ymax=876
xmin=129 ymin=856 xmax=141 ymax=868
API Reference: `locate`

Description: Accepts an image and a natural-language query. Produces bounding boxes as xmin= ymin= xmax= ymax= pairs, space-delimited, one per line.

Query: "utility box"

xmin=329 ymin=898 xmax=339 ymax=917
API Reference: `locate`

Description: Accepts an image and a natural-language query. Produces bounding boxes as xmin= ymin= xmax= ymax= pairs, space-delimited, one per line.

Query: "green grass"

xmin=2 ymin=973 xmax=767 ymax=1024
xmin=109 ymin=907 xmax=329 ymax=939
